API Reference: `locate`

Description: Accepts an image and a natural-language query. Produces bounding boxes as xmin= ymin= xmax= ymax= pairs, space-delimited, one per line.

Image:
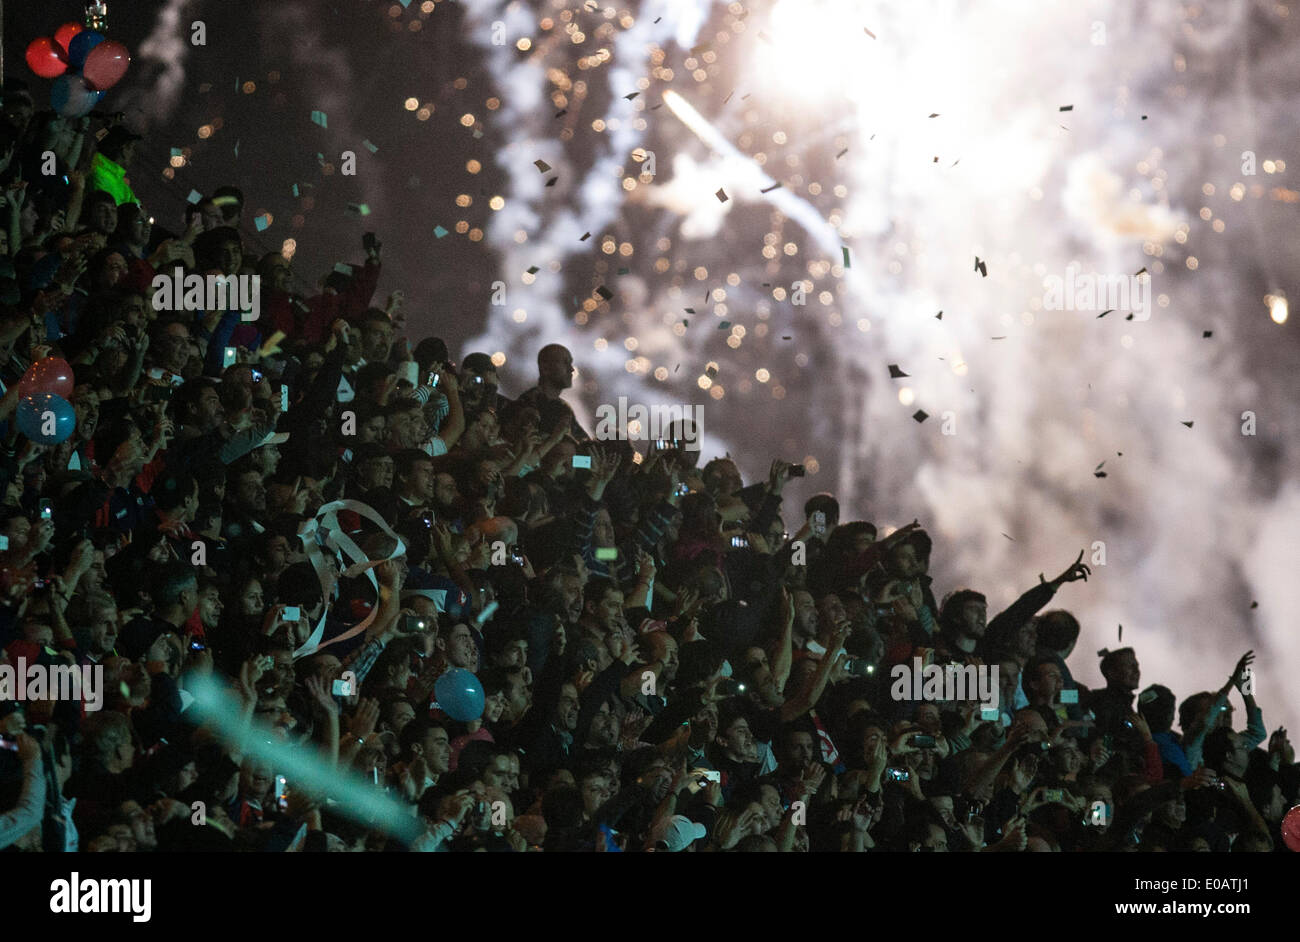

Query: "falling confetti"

xmin=716 ymin=188 xmax=729 ymax=203
xmin=310 ymin=110 xmax=328 ymax=128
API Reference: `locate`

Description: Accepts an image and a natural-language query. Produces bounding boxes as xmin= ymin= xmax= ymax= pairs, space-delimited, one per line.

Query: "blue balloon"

xmin=16 ymin=393 xmax=76 ymax=445
xmin=67 ymin=30 xmax=105 ymax=70
xmin=50 ymin=73 xmax=97 ymax=118
xmin=434 ymin=668 xmax=484 ymax=722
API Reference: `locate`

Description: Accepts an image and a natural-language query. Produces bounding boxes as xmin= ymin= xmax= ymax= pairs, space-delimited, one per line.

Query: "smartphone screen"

xmin=39 ymin=500 xmax=53 ymax=521
xmin=282 ymin=606 xmax=300 ymax=622
xmin=223 ymin=347 xmax=237 ymax=369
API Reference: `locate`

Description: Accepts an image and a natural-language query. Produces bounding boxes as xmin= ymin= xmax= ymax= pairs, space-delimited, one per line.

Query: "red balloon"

xmin=83 ymin=40 xmax=131 ymax=92
xmin=17 ymin=357 xmax=75 ymax=400
xmin=1283 ymin=806 xmax=1300 ymax=852
xmin=54 ymin=22 xmax=85 ymax=53
xmin=25 ymin=38 xmax=68 ymax=79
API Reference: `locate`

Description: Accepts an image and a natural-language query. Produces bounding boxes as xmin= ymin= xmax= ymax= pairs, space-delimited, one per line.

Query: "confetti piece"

xmin=434 ymin=226 xmax=448 ymax=238
xmin=1202 ymin=330 xmax=1213 ymax=338
xmin=1059 ymin=104 xmax=1074 ymax=111
xmin=1250 ymin=601 xmax=1258 ymax=609
xmin=624 ymin=92 xmax=639 ymax=101
xmin=186 ymin=189 xmax=203 ymax=204
xmin=545 ymin=177 xmax=558 ymax=187
xmin=1001 ymin=533 xmax=1014 ymax=541
xmin=705 ymin=365 xmax=718 ymax=378
xmin=684 ymin=308 xmax=696 ymax=314
xmin=1135 ymin=267 xmax=1147 ymax=276
xmin=362 ymin=139 xmax=379 ymax=154
xmin=595 ymin=286 xmax=613 ymax=301
xmin=311 ymin=110 xmax=328 ymax=128
xmin=526 ymin=266 xmax=540 ymax=275
xmin=234 ymin=139 xmax=240 ymax=157
xmin=333 ymin=263 xmax=353 ymax=275
xmin=347 ymin=203 xmax=371 ymax=216
xmin=254 ymin=214 xmax=271 ymax=232
xmin=935 ymin=311 xmax=943 ymax=319
xmin=580 ymin=232 xmax=591 ymax=241
xmin=292 ymin=184 xmax=300 ymax=197
xmin=888 ymin=364 xmax=908 ymax=379
xmin=835 ymin=148 xmax=850 ymax=160
xmin=928 ymin=113 xmax=940 ymax=118
xmin=1141 ymin=115 xmax=1148 ymax=120
xmin=991 ymin=336 xmax=1006 ymax=340
xmin=534 ymin=159 xmax=551 ymax=173
xmin=617 ymin=267 xmax=629 ymax=275
xmin=718 ymin=321 xmax=731 ymax=330
xmin=913 ymin=410 xmax=929 ymax=423
xmin=842 ymin=247 xmax=851 ymax=269
xmin=974 ymin=256 xmax=987 ymax=277
xmin=716 ymin=188 xmax=729 ymax=203
xmin=1097 ymin=309 xmax=1114 ymax=318
xmin=170 ymin=147 xmax=183 ymax=158
xmin=1094 ymin=471 xmax=1107 ymax=478
xmin=555 ymin=109 xmax=568 ymax=118
xmin=1181 ymin=421 xmax=1194 ymax=428
xmin=1118 ymin=624 xmax=1123 ymax=641
xmin=863 ymin=26 xmax=876 ymax=38
xmin=760 ymin=182 xmax=783 ymax=193
xmin=781 ymin=335 xmax=791 ymax=340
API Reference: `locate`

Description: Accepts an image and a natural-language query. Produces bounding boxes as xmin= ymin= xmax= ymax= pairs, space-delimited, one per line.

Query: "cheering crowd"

xmin=1 ymin=76 xmax=1296 ymax=854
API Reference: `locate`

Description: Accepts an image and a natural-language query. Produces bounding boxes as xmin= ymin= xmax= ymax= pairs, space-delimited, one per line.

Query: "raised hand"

xmin=1042 ymin=550 xmax=1091 ymax=586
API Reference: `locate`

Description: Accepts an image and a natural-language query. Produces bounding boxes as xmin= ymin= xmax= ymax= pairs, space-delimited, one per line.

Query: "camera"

xmin=844 ymin=659 xmax=875 ymax=677
xmin=788 ymin=464 xmax=806 ymax=477
xmin=884 ymin=767 xmax=910 ymax=783
xmin=400 ymin=614 xmax=430 ymax=633
xmin=714 ymin=677 xmax=747 ymax=697
xmin=282 ymin=606 xmax=300 ymax=622
xmin=39 ymin=499 xmax=54 ymax=521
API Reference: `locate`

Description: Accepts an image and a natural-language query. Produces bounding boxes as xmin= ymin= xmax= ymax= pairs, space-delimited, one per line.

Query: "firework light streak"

xmin=468 ymin=0 xmax=1297 ymax=728
xmin=185 ymin=675 xmax=422 ymax=842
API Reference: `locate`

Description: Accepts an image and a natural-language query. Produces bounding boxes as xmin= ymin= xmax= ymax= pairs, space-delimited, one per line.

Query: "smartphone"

xmin=401 ymin=614 xmax=430 ymax=633
xmin=0 ymin=535 xmax=9 ymax=551
xmin=39 ymin=499 xmax=54 ymax=521
xmin=509 ymin=545 xmax=525 ymax=564
xmin=189 ymin=640 xmax=207 ymax=652
xmin=908 ymin=734 xmax=937 ymax=749
xmin=594 ymin=547 xmax=618 ymax=561
xmin=673 ymin=482 xmax=689 ymax=497
xmin=1060 ymin=688 xmax=1079 ymax=704
xmin=250 ymin=368 xmax=263 ymax=383
xmin=427 ymin=371 xmax=440 ymax=388
xmin=222 ymin=346 xmax=237 ymax=369
xmin=811 ymin=510 xmax=826 ymax=535
xmin=332 ymin=677 xmax=354 ymax=697
xmin=730 ymin=535 xmax=749 ymax=549
xmin=275 ymin=775 xmax=289 ymax=811
xmin=282 ymin=606 xmax=300 ymax=622
xmin=145 ymin=385 xmax=173 ymax=403
xmin=1042 ymin=788 xmax=1064 ymax=803
xmin=419 ymin=512 xmax=434 ymax=529
xmin=884 ymin=768 xmax=910 ymax=782
xmin=471 ymin=374 xmax=483 ymax=385
xmin=788 ymin=464 xmax=806 ymax=477
xmin=572 ymin=455 xmax=592 ymax=469
xmin=701 ymin=770 xmax=721 ymax=783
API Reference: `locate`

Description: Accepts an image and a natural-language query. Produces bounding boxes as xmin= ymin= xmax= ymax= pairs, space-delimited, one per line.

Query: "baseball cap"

xmin=649 ymin=815 xmax=707 ymax=852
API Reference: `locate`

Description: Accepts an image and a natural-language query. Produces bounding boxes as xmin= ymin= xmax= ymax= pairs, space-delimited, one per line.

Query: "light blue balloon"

xmin=16 ymin=393 xmax=76 ymax=445
xmin=434 ymin=668 xmax=485 ymax=722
